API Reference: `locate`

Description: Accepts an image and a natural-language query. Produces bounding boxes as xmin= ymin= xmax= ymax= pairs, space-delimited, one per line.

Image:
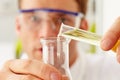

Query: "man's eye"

xmin=30 ymin=16 xmax=40 ymax=22
xmin=61 ymin=18 xmax=67 ymax=22
xmin=60 ymin=17 xmax=70 ymax=23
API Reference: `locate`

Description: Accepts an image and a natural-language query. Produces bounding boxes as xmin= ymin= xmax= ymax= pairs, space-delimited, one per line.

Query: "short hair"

xmin=18 ymin=0 xmax=88 ymax=15
xmin=18 ymin=0 xmax=21 ymax=9
xmin=76 ymin=0 xmax=88 ymax=15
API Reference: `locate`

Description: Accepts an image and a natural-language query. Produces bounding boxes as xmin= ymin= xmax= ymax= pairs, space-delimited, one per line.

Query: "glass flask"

xmin=40 ymin=37 xmax=72 ymax=80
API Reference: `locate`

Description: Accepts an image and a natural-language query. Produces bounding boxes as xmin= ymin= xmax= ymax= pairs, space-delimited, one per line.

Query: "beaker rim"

xmin=40 ymin=36 xmax=68 ymax=42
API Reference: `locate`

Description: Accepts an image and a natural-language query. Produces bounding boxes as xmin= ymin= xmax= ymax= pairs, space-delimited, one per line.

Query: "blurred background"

xmin=0 ymin=0 xmax=120 ymax=68
xmin=0 ymin=0 xmax=17 ymax=67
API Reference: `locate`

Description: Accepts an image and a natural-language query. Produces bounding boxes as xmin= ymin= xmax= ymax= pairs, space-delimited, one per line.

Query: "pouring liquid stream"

xmin=58 ymin=24 xmax=120 ymax=52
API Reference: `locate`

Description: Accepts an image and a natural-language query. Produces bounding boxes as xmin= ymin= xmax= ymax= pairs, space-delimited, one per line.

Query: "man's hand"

xmin=101 ymin=17 xmax=120 ymax=63
xmin=0 ymin=59 xmax=62 ymax=80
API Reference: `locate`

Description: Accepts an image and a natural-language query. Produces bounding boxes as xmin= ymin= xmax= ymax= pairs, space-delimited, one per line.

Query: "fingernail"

xmin=101 ymin=39 xmax=112 ymax=50
xmin=51 ymin=72 xmax=59 ymax=80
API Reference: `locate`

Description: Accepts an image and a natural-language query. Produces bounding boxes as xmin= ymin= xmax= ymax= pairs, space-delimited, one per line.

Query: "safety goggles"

xmin=19 ymin=8 xmax=84 ymax=32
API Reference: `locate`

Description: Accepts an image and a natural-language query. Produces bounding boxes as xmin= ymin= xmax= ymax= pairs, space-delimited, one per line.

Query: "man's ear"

xmin=15 ymin=16 xmax=21 ymax=36
xmin=79 ymin=19 xmax=88 ymax=30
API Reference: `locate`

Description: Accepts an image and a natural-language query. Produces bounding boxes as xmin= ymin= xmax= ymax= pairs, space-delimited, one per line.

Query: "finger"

xmin=2 ymin=60 xmax=14 ymax=71
xmin=0 ymin=60 xmax=14 ymax=80
xmin=7 ymin=74 xmax=42 ymax=80
xmin=101 ymin=17 xmax=120 ymax=50
xmin=9 ymin=59 xmax=62 ymax=80
xmin=62 ymin=75 xmax=69 ymax=80
xmin=1 ymin=60 xmax=42 ymax=80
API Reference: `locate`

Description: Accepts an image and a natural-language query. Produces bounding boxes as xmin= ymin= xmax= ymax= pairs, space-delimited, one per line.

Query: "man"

xmin=0 ymin=0 xmax=88 ymax=80
xmin=1 ymin=0 xmax=120 ymax=80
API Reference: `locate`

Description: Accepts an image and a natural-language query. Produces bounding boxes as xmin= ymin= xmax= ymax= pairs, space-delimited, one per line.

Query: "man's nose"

xmin=38 ymin=20 xmax=58 ymax=37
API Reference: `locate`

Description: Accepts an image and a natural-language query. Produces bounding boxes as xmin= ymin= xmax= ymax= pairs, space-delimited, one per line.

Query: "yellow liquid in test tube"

xmin=58 ymin=24 xmax=120 ymax=52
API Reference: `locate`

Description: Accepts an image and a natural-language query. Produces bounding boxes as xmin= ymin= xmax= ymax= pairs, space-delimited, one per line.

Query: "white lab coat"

xmin=70 ymin=51 xmax=120 ymax=80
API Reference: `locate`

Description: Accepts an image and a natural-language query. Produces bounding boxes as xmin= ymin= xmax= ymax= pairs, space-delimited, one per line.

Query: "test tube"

xmin=58 ymin=23 xmax=120 ymax=52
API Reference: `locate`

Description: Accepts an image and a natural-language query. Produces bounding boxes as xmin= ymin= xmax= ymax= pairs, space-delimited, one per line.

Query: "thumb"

xmin=101 ymin=17 xmax=120 ymax=51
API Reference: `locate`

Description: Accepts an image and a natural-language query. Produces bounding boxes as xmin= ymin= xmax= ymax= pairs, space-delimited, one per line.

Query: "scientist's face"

xmin=16 ymin=0 xmax=84 ymax=60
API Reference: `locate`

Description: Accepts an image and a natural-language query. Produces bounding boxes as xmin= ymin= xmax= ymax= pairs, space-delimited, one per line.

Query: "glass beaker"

xmin=40 ymin=37 xmax=72 ymax=80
